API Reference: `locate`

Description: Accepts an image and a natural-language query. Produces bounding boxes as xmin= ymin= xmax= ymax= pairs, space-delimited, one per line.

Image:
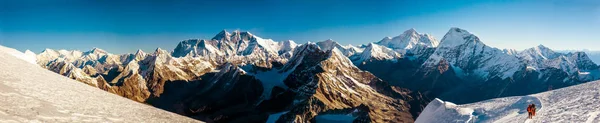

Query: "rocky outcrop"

xmin=260 ymin=44 xmax=417 ymax=122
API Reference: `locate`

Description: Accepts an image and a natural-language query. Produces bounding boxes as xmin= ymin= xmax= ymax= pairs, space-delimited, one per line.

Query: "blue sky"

xmin=1 ymin=0 xmax=599 ymax=54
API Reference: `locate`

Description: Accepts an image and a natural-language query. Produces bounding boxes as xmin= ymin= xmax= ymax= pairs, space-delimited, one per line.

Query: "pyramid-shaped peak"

xmin=403 ymin=28 xmax=418 ymax=34
xmin=212 ymin=29 xmax=231 ymax=40
xmin=536 ymin=44 xmax=550 ymax=49
xmin=88 ymin=47 xmax=107 ymax=54
xmin=24 ymin=49 xmax=36 ymax=56
xmin=438 ymin=27 xmax=479 ymax=48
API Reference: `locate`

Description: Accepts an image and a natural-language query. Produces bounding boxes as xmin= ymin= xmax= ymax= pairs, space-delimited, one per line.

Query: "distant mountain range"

xmin=29 ymin=27 xmax=600 ymax=122
xmin=556 ymin=49 xmax=600 ymax=65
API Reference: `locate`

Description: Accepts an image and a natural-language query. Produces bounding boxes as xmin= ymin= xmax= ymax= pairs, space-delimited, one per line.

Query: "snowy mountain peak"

xmin=316 ymin=39 xmax=340 ymax=49
xmin=134 ymin=49 xmax=147 ymax=57
xmin=375 ymin=28 xmax=439 ymax=54
xmin=438 ymin=27 xmax=480 ymax=48
xmin=357 ymin=43 xmax=400 ymax=62
xmin=42 ymin=48 xmax=55 ymax=53
xmin=212 ymin=29 xmax=231 ymax=41
xmin=87 ymin=47 xmax=107 ymax=54
xmin=240 ymin=31 xmax=253 ymax=37
xmin=281 ymin=40 xmax=297 ymax=46
xmin=403 ymin=28 xmax=418 ymax=35
xmin=534 ymin=44 xmax=554 ymax=53
xmin=424 ymin=28 xmax=521 ymax=79
xmin=154 ymin=48 xmax=169 ymax=55
xmin=90 ymin=47 xmax=106 ymax=53
xmin=315 ymin=39 xmax=363 ymax=57
xmin=24 ymin=49 xmax=35 ymax=55
xmin=520 ymin=45 xmax=560 ymax=60
xmin=279 ymin=40 xmax=298 ymax=51
xmin=503 ymin=48 xmax=519 ymax=55
xmin=324 ymin=39 xmax=334 ymax=42
xmin=381 ymin=36 xmax=392 ymax=41
xmin=230 ymin=30 xmax=255 ymax=41
xmin=135 ymin=49 xmax=145 ymax=55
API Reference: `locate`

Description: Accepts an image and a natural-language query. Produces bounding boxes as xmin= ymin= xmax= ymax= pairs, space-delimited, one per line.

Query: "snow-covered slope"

xmin=416 ymin=80 xmax=600 ymax=123
xmin=0 ymin=45 xmax=199 ymax=122
xmin=1 ymin=47 xmax=38 ymax=65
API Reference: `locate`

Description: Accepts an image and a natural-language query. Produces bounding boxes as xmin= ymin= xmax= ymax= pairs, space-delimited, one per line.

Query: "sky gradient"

xmin=1 ymin=0 xmax=599 ymax=54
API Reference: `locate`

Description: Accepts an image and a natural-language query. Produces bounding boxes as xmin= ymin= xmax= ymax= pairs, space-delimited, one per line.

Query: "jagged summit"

xmin=376 ymin=28 xmax=438 ymax=54
xmin=520 ymin=44 xmax=561 ymax=60
xmin=315 ymin=39 xmax=362 ymax=57
xmin=154 ymin=47 xmax=169 ymax=55
xmin=135 ymin=49 xmax=145 ymax=54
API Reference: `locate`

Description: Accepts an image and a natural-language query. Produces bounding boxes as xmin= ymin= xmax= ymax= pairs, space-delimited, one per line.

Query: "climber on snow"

xmin=527 ymin=104 xmax=537 ymax=119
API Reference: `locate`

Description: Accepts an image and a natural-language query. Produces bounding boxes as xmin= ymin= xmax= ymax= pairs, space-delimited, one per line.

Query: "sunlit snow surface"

xmin=417 ymin=80 xmax=600 ymax=123
xmin=0 ymin=45 xmax=200 ymax=122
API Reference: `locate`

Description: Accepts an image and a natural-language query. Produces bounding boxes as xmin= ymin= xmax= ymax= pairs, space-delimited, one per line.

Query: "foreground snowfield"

xmin=416 ymin=80 xmax=600 ymax=123
xmin=0 ymin=45 xmax=200 ymax=122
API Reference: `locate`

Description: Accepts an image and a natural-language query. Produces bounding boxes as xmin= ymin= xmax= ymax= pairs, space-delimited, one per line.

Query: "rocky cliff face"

xmin=257 ymin=44 xmax=417 ymax=122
